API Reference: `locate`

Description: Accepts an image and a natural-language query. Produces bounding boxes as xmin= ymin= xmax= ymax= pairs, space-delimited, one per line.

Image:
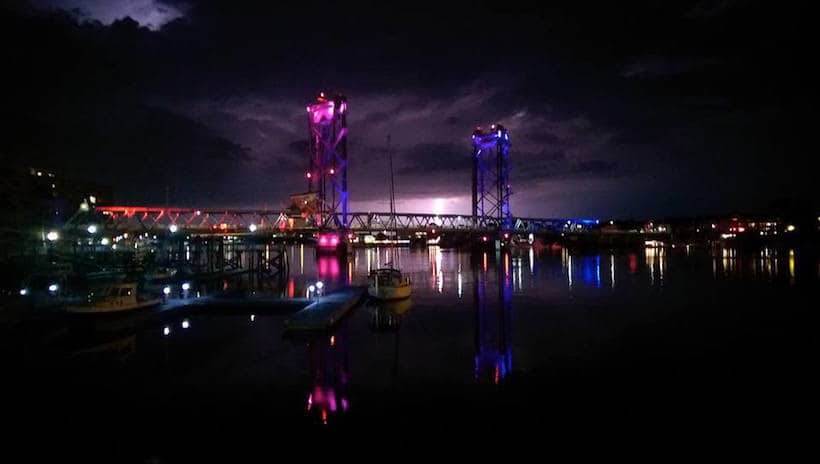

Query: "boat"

xmin=368 ymin=267 xmax=412 ymax=300
xmin=367 ymin=134 xmax=412 ymax=301
xmin=65 ymin=282 xmax=161 ymax=314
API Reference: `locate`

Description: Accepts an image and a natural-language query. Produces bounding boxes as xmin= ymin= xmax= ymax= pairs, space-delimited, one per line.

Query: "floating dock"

xmin=284 ymin=286 xmax=365 ymax=331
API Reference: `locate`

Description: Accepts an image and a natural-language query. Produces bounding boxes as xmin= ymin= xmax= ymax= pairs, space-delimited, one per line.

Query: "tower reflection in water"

xmin=316 ymin=255 xmax=342 ymax=286
xmin=473 ymin=250 xmax=513 ymax=384
xmin=302 ymin=324 xmax=350 ymax=425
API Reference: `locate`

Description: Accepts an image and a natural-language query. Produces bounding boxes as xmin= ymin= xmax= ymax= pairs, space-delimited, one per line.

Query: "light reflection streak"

xmin=789 ymin=249 xmax=795 ymax=284
xmin=517 ymin=258 xmax=522 ymax=292
xmin=529 ymin=246 xmax=534 ymax=275
xmin=610 ymin=254 xmax=615 ymax=289
xmin=596 ymin=255 xmax=601 ymax=288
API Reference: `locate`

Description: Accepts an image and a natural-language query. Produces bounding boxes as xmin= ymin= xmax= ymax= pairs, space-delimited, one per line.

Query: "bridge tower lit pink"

xmin=306 ymin=92 xmax=349 ymax=229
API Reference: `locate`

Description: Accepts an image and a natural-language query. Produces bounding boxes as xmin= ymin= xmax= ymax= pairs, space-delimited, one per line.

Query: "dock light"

xmin=181 ymin=319 xmax=190 ymax=329
xmin=48 ymin=284 xmax=58 ymax=292
xmin=80 ymin=201 xmax=90 ymax=211
xmin=163 ymin=326 xmax=170 ymax=336
xmin=169 ymin=224 xmax=178 ymax=233
xmin=88 ymin=195 xmax=96 ymax=204
xmin=316 ymin=281 xmax=324 ymax=290
xmin=308 ymin=285 xmax=316 ymax=296
xmin=46 ymin=230 xmax=59 ymax=242
xmin=87 ymin=224 xmax=97 ymax=234
xmin=250 ymin=314 xmax=255 ymax=322
xmin=249 ymin=224 xmax=257 ymax=232
xmin=182 ymin=282 xmax=191 ymax=291
xmin=786 ymin=225 xmax=796 ymax=232
xmin=101 ymin=237 xmax=110 ymax=245
xmin=19 ymin=289 xmax=28 ymax=296
xmin=163 ymin=286 xmax=171 ymax=296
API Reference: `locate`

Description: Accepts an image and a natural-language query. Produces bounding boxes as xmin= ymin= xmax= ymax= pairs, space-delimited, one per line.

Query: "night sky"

xmin=2 ymin=1 xmax=814 ymax=218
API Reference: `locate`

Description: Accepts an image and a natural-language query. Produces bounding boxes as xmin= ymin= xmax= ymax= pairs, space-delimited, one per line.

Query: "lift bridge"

xmin=67 ymin=93 xmax=567 ymax=237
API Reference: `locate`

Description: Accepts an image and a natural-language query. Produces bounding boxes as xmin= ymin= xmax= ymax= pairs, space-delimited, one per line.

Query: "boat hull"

xmin=368 ymin=284 xmax=412 ymax=301
xmin=64 ymin=298 xmax=161 ymax=314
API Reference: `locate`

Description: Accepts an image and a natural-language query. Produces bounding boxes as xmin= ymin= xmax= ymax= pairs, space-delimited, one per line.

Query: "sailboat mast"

xmin=387 ymin=134 xmax=396 ymax=230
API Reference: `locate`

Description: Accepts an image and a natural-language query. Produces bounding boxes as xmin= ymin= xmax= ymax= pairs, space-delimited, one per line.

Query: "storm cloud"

xmin=2 ymin=1 xmax=814 ymax=217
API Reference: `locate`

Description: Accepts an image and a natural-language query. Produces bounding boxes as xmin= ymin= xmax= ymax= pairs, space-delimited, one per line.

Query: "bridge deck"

xmin=75 ymin=205 xmax=569 ymax=233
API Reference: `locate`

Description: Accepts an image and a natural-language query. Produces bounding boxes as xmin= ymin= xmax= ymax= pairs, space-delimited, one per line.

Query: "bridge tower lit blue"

xmin=471 ymin=124 xmax=512 ymax=231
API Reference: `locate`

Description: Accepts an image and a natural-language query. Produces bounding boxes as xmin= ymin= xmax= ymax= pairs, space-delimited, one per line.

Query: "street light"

xmin=169 ymin=224 xmax=178 ymax=233
xmin=249 ymin=224 xmax=257 ymax=232
xmin=87 ymin=224 xmax=97 ymax=234
xmin=46 ymin=230 xmax=59 ymax=241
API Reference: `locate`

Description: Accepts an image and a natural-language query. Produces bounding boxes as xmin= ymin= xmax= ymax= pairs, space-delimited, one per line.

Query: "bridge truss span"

xmin=82 ymin=206 xmax=566 ymax=234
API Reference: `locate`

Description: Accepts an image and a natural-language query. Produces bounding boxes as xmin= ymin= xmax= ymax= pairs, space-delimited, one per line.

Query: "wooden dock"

xmin=284 ymin=286 xmax=365 ymax=331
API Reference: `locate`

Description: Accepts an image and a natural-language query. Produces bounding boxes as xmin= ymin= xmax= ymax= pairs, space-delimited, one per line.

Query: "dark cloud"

xmin=287 ymin=140 xmax=309 ymax=157
xmin=2 ymin=1 xmax=813 ymax=216
xmin=621 ymin=55 xmax=719 ymax=79
xmin=526 ymin=132 xmax=562 ymax=145
xmin=398 ymin=143 xmax=469 ymax=176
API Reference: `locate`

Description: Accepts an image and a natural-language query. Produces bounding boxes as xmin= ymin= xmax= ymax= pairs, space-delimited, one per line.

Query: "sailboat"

xmin=368 ymin=135 xmax=412 ymax=301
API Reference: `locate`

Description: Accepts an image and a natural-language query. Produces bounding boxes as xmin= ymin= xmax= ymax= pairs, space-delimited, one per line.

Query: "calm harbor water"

xmin=3 ymin=244 xmax=816 ymax=456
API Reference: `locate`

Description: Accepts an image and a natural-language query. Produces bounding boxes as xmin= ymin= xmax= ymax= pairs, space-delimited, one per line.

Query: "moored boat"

xmin=65 ymin=282 xmax=161 ymax=314
xmin=368 ymin=267 xmax=412 ymax=300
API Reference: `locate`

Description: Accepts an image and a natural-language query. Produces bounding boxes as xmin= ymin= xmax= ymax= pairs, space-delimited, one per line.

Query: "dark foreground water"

xmin=2 ymin=244 xmax=816 ymax=459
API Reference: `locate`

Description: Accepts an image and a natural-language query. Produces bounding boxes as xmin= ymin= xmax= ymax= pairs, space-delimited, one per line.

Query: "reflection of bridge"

xmin=89 ymin=206 xmax=568 ymax=234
